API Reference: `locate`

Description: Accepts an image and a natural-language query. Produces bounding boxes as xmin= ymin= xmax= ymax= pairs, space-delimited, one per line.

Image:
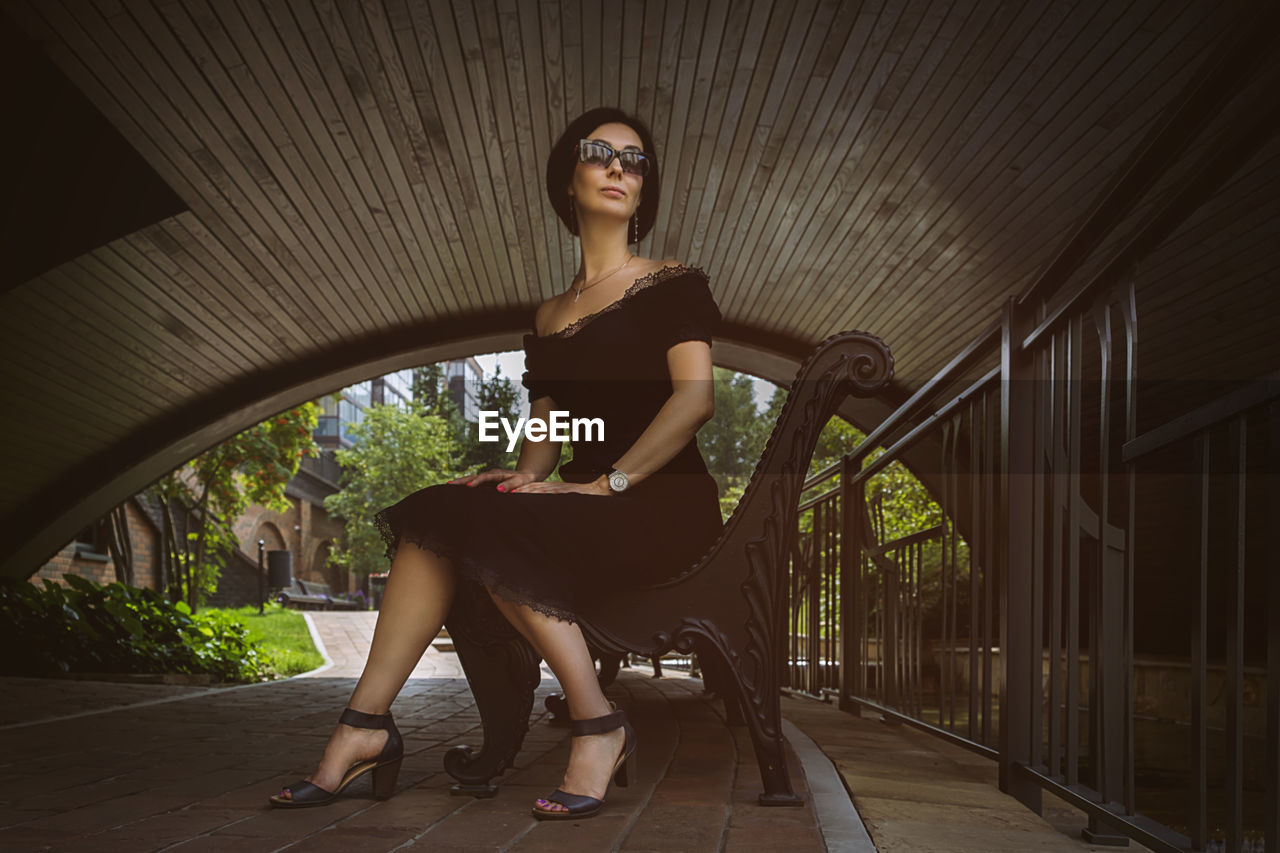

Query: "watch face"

xmin=609 ymin=470 xmax=629 ymax=491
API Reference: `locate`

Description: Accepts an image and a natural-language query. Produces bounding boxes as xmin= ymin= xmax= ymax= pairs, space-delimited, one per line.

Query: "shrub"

xmin=0 ymin=576 xmax=276 ymax=682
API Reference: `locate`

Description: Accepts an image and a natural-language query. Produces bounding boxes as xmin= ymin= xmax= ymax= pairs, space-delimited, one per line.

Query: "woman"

xmin=269 ymin=107 xmax=724 ymax=820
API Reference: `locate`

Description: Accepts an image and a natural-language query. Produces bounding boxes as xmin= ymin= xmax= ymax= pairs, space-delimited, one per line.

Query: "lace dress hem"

xmin=373 ymin=508 xmax=581 ymax=625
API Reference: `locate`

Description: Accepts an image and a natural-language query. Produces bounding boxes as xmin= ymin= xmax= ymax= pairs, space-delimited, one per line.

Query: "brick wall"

xmin=205 ymin=549 xmax=263 ymax=609
xmin=127 ymin=499 xmax=161 ymax=589
xmin=236 ymin=496 xmax=346 ymax=592
xmin=31 ymin=486 xmax=347 ymax=600
xmin=33 ymin=499 xmax=161 ymax=590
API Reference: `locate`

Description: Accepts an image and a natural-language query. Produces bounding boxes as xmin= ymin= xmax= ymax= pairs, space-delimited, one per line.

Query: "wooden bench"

xmin=441 ymin=330 xmax=893 ymax=804
xmin=277 ymin=578 xmax=360 ymax=611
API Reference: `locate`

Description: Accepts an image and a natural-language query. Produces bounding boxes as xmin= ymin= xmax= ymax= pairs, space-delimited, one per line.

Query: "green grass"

xmin=205 ymin=603 xmax=325 ymax=677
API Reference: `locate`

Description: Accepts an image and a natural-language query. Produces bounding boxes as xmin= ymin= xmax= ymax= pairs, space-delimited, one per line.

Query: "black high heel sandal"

xmin=532 ymin=707 xmax=637 ymax=820
xmin=268 ymin=707 xmax=404 ymax=808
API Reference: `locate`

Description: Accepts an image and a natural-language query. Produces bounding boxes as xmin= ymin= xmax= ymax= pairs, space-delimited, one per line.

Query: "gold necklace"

xmin=573 ymin=252 xmax=634 ymax=303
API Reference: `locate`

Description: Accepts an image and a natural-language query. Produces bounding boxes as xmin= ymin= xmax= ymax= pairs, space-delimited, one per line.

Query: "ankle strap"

xmin=339 ymin=707 xmax=392 ymax=730
xmin=570 ymin=708 xmax=626 ymax=737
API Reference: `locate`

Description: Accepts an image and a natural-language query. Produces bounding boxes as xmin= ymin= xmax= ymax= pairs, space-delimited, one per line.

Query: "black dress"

xmin=373 ymin=262 xmax=725 ymax=623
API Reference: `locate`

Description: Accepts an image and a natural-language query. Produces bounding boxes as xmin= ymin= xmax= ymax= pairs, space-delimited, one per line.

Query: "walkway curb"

xmin=784 ymin=718 xmax=880 ymax=852
xmin=297 ymin=610 xmax=335 ymax=677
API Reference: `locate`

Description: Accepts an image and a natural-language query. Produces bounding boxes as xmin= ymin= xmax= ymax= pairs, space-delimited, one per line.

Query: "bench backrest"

xmin=300 ymin=579 xmax=334 ymax=597
xmin=582 ymin=330 xmax=894 ymax=654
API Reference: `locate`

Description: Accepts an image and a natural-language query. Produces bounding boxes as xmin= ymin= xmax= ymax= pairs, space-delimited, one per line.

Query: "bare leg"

xmin=487 ymin=593 xmax=626 ymax=814
xmin=276 ymin=537 xmax=456 ymax=799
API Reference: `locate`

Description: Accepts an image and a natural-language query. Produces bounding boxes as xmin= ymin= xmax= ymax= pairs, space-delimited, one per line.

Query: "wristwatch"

xmin=606 ymin=469 xmax=630 ymax=494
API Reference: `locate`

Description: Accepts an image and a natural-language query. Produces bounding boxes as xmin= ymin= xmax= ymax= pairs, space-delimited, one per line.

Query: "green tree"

xmin=795 ymin=389 xmax=941 ymax=543
xmin=147 ymin=404 xmax=320 ymax=611
xmin=712 ymin=379 xmax=942 ymax=546
xmin=322 ymin=403 xmax=457 ymax=578
xmin=700 ymin=367 xmax=768 ymax=486
xmin=737 ymin=382 xmax=953 ymax=651
xmin=456 ymin=364 xmax=524 ymax=474
xmin=699 ymin=367 xmax=774 ymax=518
xmin=412 ymin=364 xmax=445 ymax=412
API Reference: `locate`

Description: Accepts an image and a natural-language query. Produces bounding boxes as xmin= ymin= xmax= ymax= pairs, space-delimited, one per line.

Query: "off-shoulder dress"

xmin=372 ymin=263 xmax=725 ymax=623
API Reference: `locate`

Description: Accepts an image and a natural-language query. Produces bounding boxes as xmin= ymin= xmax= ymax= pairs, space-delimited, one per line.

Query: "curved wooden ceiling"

xmin=2 ymin=0 xmax=1276 ymax=576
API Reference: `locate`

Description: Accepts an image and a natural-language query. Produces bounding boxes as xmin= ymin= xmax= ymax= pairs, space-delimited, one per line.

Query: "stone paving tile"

xmin=40 ymin=807 xmax=249 ymax=853
xmin=619 ymin=802 xmax=729 ymax=853
xmin=214 ymin=802 xmax=373 ymax=841
xmin=0 ymin=825 xmax=77 ymax=851
xmin=724 ymin=731 xmax=822 ymax=851
xmin=275 ymin=823 xmax=425 ymax=851
xmin=509 ymin=811 xmax=635 ymax=852
xmin=162 ymin=829 xmax=295 ymax=852
xmin=0 ymin=806 xmax=58 ymax=829
xmin=180 ymin=775 xmax=290 ymax=813
xmin=0 ymin=676 xmax=209 ymax=726
xmin=17 ymin=792 xmax=201 ymax=836
xmin=401 ymin=790 xmax=542 ymax=848
xmin=616 ymin=682 xmax=739 ymax=853
xmin=335 ymin=783 xmax=459 ymax=832
xmin=16 ymin=776 xmax=162 ymax=812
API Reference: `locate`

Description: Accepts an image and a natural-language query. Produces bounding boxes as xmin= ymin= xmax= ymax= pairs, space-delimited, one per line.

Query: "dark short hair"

xmin=545 ymin=107 xmax=660 ymax=241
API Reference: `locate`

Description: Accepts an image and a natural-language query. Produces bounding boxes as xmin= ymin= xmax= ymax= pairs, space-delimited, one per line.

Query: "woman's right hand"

xmin=447 ymin=468 xmax=537 ymax=492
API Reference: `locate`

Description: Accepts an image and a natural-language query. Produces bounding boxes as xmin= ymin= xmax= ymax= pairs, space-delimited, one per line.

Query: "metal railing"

xmin=786 ymin=481 xmax=843 ymax=698
xmin=299 ymin=449 xmax=343 ymax=487
xmin=780 ymin=278 xmax=1277 ymax=851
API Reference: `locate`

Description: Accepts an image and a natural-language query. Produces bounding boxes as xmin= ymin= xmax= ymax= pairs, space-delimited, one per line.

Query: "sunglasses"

xmin=577 ymin=139 xmax=651 ymax=177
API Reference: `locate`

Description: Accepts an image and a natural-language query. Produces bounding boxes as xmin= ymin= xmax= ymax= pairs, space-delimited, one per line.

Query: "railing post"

xmin=840 ymin=453 xmax=862 ymax=712
xmin=1082 ymin=295 xmax=1129 ymax=845
xmin=1267 ymin=400 xmax=1279 ymax=852
xmin=999 ymin=296 xmax=1042 ymax=812
xmin=808 ymin=505 xmax=823 ymax=696
xmin=884 ymin=538 xmax=899 ymax=711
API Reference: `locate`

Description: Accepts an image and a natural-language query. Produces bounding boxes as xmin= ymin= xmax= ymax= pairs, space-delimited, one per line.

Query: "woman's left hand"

xmin=506 ymin=479 xmax=609 ymax=496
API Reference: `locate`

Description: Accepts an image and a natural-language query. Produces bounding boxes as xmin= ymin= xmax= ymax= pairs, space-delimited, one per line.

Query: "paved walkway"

xmin=0 ymin=612 xmax=1154 ymax=852
xmin=0 ymin=613 xmax=839 ymax=852
xmin=780 ymin=699 xmax=1158 ymax=853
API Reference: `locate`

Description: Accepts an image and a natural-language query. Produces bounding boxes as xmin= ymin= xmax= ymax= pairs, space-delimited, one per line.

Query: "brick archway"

xmin=253 ymin=521 xmax=286 ymax=553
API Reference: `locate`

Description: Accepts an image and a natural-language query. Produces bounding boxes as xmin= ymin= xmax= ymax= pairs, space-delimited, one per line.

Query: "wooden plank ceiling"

xmin=1 ymin=0 xmax=1275 ymax=576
